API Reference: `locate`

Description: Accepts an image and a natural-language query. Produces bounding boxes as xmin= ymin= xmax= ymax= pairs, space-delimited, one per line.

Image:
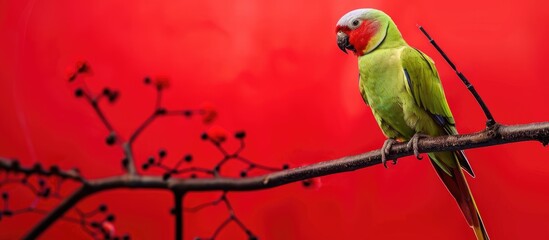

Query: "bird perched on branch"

xmin=335 ymin=8 xmax=488 ymax=239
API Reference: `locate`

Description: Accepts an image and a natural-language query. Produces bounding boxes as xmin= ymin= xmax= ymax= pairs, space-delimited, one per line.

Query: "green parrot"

xmin=335 ymin=9 xmax=489 ymax=240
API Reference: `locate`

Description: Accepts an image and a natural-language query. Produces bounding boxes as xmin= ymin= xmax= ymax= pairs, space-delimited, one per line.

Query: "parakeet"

xmin=335 ymin=9 xmax=489 ymax=240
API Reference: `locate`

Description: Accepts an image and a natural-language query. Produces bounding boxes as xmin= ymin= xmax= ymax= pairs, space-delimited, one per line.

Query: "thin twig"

xmin=128 ymin=113 xmax=158 ymax=144
xmin=418 ymin=25 xmax=496 ymax=127
xmin=89 ymin=99 xmax=115 ymax=132
xmin=0 ymin=159 xmax=83 ymax=182
xmin=191 ymin=192 xmax=255 ymax=240
xmin=207 ymin=217 xmax=232 ymax=240
xmin=184 ymin=195 xmax=224 ymax=212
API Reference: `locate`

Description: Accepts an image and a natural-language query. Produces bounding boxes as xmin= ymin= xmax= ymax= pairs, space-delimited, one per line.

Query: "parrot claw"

xmin=406 ymin=133 xmax=429 ymax=160
xmin=381 ymin=138 xmax=398 ymax=168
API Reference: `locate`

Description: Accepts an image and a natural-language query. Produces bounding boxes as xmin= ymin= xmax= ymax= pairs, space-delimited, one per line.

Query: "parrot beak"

xmin=337 ymin=31 xmax=354 ymax=54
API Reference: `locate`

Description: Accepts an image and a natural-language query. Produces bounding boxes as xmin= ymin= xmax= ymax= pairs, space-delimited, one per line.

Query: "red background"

xmin=1 ymin=0 xmax=548 ymax=239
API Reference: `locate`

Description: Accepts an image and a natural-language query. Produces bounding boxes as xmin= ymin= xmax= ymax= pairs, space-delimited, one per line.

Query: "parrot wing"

xmin=400 ymin=47 xmax=488 ymax=239
xmin=400 ymin=47 xmax=474 ymax=177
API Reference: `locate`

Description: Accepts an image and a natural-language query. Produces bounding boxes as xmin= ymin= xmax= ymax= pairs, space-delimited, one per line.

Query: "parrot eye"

xmin=351 ymin=19 xmax=362 ymax=28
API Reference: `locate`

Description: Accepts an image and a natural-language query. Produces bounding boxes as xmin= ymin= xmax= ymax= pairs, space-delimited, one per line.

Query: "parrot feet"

xmin=406 ymin=133 xmax=429 ymax=160
xmin=381 ymin=138 xmax=398 ymax=168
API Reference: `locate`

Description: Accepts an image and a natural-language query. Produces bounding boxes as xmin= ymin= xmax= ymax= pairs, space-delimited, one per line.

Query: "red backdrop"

xmin=1 ymin=0 xmax=548 ymax=239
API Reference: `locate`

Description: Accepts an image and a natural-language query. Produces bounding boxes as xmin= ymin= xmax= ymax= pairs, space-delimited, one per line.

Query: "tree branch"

xmin=23 ymin=186 xmax=91 ymax=239
xmin=0 ymin=159 xmax=83 ymax=182
xmin=122 ymin=143 xmax=138 ymax=176
xmin=20 ymin=122 xmax=548 ymax=238
xmin=174 ymin=192 xmax=184 ymax=240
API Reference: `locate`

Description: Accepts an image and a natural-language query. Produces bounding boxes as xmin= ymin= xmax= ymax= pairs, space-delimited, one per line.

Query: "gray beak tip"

xmin=336 ymin=32 xmax=351 ymax=54
xmin=339 ymin=45 xmax=348 ymax=54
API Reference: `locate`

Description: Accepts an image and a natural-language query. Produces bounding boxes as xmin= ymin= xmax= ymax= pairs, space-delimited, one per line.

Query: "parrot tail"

xmin=429 ymin=151 xmax=489 ymax=240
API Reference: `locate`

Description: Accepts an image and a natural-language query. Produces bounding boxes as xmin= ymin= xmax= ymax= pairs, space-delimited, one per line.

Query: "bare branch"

xmin=21 ymin=121 xmax=549 ymax=239
xmin=0 ymin=159 xmax=83 ymax=182
xmin=174 ymin=192 xmax=184 ymax=240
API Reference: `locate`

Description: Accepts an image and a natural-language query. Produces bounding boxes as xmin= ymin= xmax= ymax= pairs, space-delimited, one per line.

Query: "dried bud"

xmin=90 ymin=221 xmax=100 ymax=228
xmin=183 ymin=110 xmax=193 ymax=117
xmin=102 ymin=221 xmax=116 ymax=238
xmin=107 ymin=91 xmax=119 ymax=103
xmin=302 ymin=177 xmax=322 ymax=190
xmin=206 ymin=125 xmax=228 ymax=143
xmin=154 ymin=77 xmax=170 ymax=90
xmin=76 ymin=61 xmax=90 ymax=74
xmin=141 ymin=163 xmax=149 ymax=170
xmin=234 ymin=131 xmax=246 ymax=139
xmin=106 ymin=132 xmax=117 ymax=146
xmin=74 ymin=88 xmax=84 ymax=97
xmin=143 ymin=76 xmax=151 ymax=84
xmin=102 ymin=88 xmax=112 ymax=96
xmin=158 ymin=149 xmax=167 ymax=158
xmin=200 ymin=102 xmax=217 ymax=124
xmin=99 ymin=204 xmax=108 ymax=212
xmin=106 ymin=214 xmax=116 ymax=222
xmin=68 ymin=73 xmax=77 ymax=82
xmin=200 ymin=132 xmax=209 ymax=140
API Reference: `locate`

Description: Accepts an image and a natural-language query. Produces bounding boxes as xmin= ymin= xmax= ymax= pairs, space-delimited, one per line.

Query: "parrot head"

xmin=335 ymin=9 xmax=399 ymax=56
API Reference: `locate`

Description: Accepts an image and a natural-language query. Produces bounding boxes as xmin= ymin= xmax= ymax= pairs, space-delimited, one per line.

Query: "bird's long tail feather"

xmin=429 ymin=152 xmax=489 ymax=240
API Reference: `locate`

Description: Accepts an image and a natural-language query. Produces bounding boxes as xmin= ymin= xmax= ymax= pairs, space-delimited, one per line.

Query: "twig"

xmin=205 ymin=134 xmax=284 ymax=177
xmin=0 ymin=159 xmax=83 ymax=182
xmin=184 ymin=194 xmax=224 ymax=212
xmin=128 ymin=113 xmax=158 ymax=144
xmin=418 ymin=25 xmax=496 ymax=127
xmin=88 ymin=98 xmax=115 ymax=133
xmin=191 ymin=192 xmax=256 ymax=240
